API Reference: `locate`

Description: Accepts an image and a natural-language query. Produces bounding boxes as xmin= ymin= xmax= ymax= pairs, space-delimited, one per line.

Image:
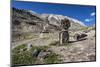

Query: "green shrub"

xmin=12 ymin=44 xmax=37 ymax=65
xmin=12 ymin=51 xmax=37 ymax=65
xmin=44 ymin=53 xmax=60 ymax=64
xmin=30 ymin=46 xmax=49 ymax=52
xmin=12 ymin=44 xmax=26 ymax=53
xmin=12 ymin=44 xmax=60 ymax=65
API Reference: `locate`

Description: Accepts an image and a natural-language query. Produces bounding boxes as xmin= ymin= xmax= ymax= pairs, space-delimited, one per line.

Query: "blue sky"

xmin=12 ymin=1 xmax=96 ymax=26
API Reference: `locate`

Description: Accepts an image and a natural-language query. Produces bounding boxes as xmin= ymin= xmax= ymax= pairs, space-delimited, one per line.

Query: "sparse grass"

xmin=23 ymin=34 xmax=38 ymax=40
xmin=24 ymin=35 xmax=33 ymax=39
xmin=12 ymin=44 xmax=37 ymax=65
xmin=63 ymin=42 xmax=73 ymax=48
xmin=49 ymin=41 xmax=72 ymax=47
xmin=30 ymin=46 xmax=49 ymax=52
xmin=12 ymin=44 xmax=27 ymax=53
xmin=49 ymin=41 xmax=59 ymax=46
xmin=15 ymin=34 xmax=39 ymax=41
xmin=12 ymin=44 xmax=60 ymax=65
xmin=63 ymin=42 xmax=69 ymax=45
xmin=31 ymin=46 xmax=60 ymax=64
xmin=12 ymin=50 xmax=37 ymax=65
xmin=41 ymin=37 xmax=50 ymax=39
xmin=44 ymin=53 xmax=60 ymax=64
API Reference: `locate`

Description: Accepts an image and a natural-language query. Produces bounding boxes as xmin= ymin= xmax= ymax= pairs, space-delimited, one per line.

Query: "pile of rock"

xmin=59 ymin=19 xmax=71 ymax=45
xmin=32 ymin=48 xmax=52 ymax=59
xmin=74 ymin=33 xmax=87 ymax=41
xmin=32 ymin=48 xmax=54 ymax=64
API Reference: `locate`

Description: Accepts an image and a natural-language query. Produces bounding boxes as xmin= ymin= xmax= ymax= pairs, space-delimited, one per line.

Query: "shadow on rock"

xmin=68 ymin=38 xmax=87 ymax=43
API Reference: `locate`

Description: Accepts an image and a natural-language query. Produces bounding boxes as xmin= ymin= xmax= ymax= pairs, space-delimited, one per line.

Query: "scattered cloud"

xmin=90 ymin=12 xmax=95 ymax=16
xmin=85 ymin=19 xmax=90 ymax=22
xmin=85 ymin=12 xmax=95 ymax=22
xmin=85 ymin=18 xmax=93 ymax=22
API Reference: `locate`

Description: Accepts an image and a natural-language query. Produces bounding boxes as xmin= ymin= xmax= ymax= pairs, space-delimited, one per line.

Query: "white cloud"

xmin=85 ymin=19 xmax=90 ymax=22
xmin=90 ymin=12 xmax=95 ymax=16
xmin=85 ymin=18 xmax=93 ymax=22
xmin=85 ymin=12 xmax=95 ymax=22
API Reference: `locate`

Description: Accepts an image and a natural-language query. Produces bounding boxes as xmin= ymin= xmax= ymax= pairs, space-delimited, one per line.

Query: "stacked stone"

xmin=59 ymin=19 xmax=71 ymax=45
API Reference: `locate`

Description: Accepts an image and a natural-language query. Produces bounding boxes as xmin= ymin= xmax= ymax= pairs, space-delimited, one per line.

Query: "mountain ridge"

xmin=12 ymin=7 xmax=87 ymax=34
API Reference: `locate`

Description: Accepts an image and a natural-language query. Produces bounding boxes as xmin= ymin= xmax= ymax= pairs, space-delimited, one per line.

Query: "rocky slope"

xmin=12 ymin=7 xmax=86 ymax=33
xmin=12 ymin=7 xmax=87 ymax=41
xmin=11 ymin=8 xmax=96 ymax=65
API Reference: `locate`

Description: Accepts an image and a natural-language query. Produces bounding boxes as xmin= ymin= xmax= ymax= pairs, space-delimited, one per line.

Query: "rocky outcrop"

xmin=12 ymin=7 xmax=86 ymax=32
xmin=12 ymin=7 xmax=86 ymax=41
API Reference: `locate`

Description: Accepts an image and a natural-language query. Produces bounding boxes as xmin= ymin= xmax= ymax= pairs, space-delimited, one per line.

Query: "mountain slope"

xmin=12 ymin=8 xmax=87 ymax=41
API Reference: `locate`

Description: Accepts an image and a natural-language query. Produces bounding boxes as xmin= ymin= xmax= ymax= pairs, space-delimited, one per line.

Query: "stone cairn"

xmin=59 ymin=19 xmax=71 ymax=45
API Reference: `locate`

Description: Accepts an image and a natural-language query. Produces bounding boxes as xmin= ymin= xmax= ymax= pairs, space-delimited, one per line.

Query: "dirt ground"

xmin=12 ymin=30 xmax=96 ymax=62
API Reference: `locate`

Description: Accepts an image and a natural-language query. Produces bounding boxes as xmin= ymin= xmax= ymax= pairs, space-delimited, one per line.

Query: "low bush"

xmin=12 ymin=44 xmax=60 ymax=65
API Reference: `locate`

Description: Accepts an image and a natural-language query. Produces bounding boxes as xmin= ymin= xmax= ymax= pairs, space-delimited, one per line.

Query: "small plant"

xmin=12 ymin=44 xmax=37 ymax=65
xmin=12 ymin=44 xmax=60 ymax=65
xmin=12 ymin=51 xmax=37 ymax=65
xmin=44 ymin=52 xmax=60 ymax=64
xmin=12 ymin=44 xmax=26 ymax=53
